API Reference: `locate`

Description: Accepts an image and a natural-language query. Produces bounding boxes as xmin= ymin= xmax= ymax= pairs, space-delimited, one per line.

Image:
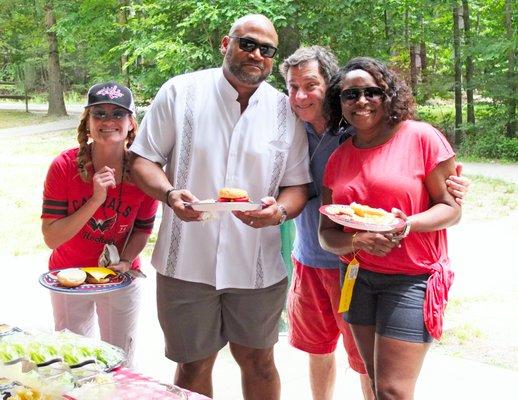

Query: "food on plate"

xmin=350 ymin=202 xmax=388 ymax=218
xmin=326 ymin=202 xmax=395 ymax=225
xmin=81 ymin=267 xmax=117 ymax=284
xmin=0 ymin=330 xmax=125 ymax=371
xmin=325 ymin=204 xmax=355 ymax=217
xmin=56 ymin=269 xmax=87 ymax=288
xmin=217 ymin=187 xmax=250 ymax=202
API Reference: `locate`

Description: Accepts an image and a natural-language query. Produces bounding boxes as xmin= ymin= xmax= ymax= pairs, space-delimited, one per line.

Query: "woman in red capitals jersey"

xmin=319 ymin=58 xmax=461 ymax=399
xmin=41 ymin=82 xmax=158 ymax=367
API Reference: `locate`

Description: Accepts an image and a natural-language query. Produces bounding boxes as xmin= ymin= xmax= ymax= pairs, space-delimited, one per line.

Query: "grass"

xmin=0 ymin=110 xmax=62 ymax=129
xmin=0 ymin=130 xmax=77 ymax=255
xmin=461 ymin=175 xmax=518 ymax=222
xmin=436 ymin=291 xmax=518 ymax=370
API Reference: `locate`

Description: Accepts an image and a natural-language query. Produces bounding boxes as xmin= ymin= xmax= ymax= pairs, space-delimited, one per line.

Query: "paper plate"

xmin=319 ymin=205 xmax=405 ymax=233
xmin=39 ymin=269 xmax=133 ymax=295
xmin=186 ymin=202 xmax=262 ymax=212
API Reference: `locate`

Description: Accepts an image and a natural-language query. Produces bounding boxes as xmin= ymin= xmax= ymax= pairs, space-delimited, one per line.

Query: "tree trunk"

xmin=404 ymin=7 xmax=409 ymax=48
xmin=44 ymin=1 xmax=67 ymax=116
xmin=462 ymin=0 xmax=475 ymax=129
xmin=118 ymin=0 xmax=130 ymax=88
xmin=505 ymin=0 xmax=516 ymax=137
xmin=410 ymin=44 xmax=419 ymax=96
xmin=421 ymin=41 xmax=429 ymax=101
xmin=453 ymin=2 xmax=463 ymax=146
xmin=384 ymin=8 xmax=393 ymax=57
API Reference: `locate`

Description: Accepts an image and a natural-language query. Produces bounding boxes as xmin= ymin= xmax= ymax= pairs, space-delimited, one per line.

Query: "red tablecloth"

xmin=64 ymin=367 xmax=210 ymax=400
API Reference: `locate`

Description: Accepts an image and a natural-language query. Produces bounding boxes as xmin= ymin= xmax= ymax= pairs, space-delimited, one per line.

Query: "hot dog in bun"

xmin=217 ymin=187 xmax=250 ymax=202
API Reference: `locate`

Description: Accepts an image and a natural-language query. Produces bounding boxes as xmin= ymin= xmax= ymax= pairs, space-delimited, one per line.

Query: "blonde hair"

xmin=76 ymin=108 xmax=137 ymax=182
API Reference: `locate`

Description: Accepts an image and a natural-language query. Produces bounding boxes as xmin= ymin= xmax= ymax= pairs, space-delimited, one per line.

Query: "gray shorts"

xmin=156 ymin=273 xmax=288 ymax=363
xmin=342 ymin=267 xmax=432 ymax=343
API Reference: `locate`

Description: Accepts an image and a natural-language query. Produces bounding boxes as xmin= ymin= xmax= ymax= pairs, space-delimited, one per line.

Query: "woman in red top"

xmin=319 ymin=58 xmax=461 ymax=398
xmin=41 ymin=82 xmax=158 ymax=367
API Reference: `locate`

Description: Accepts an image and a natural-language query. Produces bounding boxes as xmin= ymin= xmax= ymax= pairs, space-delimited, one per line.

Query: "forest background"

xmin=0 ymin=0 xmax=516 ymax=160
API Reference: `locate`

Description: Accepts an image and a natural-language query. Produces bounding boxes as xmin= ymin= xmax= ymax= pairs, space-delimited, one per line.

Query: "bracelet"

xmin=276 ymin=204 xmax=288 ymax=225
xmin=165 ymin=187 xmax=177 ymax=207
xmin=393 ymin=219 xmax=412 ymax=241
xmin=401 ymin=219 xmax=412 ymax=238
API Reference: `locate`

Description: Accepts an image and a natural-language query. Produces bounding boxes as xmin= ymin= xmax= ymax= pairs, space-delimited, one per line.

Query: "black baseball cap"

xmin=85 ymin=82 xmax=135 ymax=113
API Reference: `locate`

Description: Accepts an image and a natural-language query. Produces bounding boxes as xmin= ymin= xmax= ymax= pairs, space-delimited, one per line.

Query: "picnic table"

xmin=63 ymin=367 xmax=210 ymax=400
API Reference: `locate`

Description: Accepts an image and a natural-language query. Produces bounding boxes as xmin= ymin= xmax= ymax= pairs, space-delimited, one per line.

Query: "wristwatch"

xmin=276 ymin=204 xmax=288 ymax=225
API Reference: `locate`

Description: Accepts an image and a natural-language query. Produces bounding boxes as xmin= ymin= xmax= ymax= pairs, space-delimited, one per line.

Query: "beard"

xmin=224 ymin=47 xmax=271 ymax=85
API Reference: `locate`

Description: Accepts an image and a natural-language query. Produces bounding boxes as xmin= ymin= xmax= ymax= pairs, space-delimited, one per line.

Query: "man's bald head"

xmin=229 ymin=14 xmax=278 ymax=46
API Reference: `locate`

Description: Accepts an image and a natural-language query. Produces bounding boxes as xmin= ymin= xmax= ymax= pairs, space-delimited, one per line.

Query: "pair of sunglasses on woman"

xmin=90 ymin=109 xmax=131 ymax=120
xmin=340 ymin=87 xmax=386 ymax=103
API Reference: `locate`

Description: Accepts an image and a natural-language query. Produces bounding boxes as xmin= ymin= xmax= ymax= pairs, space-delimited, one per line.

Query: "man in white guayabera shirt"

xmin=129 ymin=14 xmax=311 ymax=400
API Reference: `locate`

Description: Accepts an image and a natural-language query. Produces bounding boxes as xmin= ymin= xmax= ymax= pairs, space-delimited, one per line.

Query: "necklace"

xmin=310 ymin=132 xmax=327 ymax=163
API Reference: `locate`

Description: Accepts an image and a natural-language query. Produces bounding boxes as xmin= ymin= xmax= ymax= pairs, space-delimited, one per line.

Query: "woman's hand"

xmin=109 ymin=259 xmax=132 ymax=273
xmin=354 ymin=231 xmax=399 ymax=257
xmin=92 ymin=166 xmax=116 ymax=204
xmin=387 ymin=208 xmax=412 ymax=243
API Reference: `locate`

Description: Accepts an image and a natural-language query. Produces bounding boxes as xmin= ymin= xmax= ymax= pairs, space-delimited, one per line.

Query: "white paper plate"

xmin=187 ymin=202 xmax=262 ymax=212
xmin=319 ymin=205 xmax=405 ymax=232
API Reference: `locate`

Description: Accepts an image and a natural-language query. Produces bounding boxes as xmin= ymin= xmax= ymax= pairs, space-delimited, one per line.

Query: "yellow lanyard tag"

xmin=338 ymin=256 xmax=359 ymax=313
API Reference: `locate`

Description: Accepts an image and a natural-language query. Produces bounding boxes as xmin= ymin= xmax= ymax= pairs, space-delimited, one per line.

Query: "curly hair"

xmin=323 ymin=57 xmax=415 ymax=132
xmin=76 ymin=108 xmax=137 ymax=182
xmin=279 ymin=45 xmax=339 ymax=84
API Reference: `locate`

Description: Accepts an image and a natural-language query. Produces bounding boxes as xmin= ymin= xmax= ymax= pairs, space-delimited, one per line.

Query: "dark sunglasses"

xmin=91 ymin=109 xmax=130 ymax=120
xmin=230 ymin=36 xmax=278 ymax=58
xmin=340 ymin=87 xmax=385 ymax=103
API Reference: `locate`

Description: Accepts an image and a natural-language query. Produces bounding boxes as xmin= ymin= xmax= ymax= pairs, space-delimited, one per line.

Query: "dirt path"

xmin=463 ymin=161 xmax=518 ymax=185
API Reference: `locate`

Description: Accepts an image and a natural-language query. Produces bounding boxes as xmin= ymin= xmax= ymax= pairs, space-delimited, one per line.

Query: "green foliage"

xmin=417 ymin=102 xmax=518 ymax=161
xmin=0 ymin=0 xmax=515 ymax=143
xmin=459 ymin=131 xmax=518 ymax=161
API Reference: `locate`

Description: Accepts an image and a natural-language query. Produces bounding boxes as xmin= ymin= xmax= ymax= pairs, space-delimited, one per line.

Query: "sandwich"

xmin=326 ymin=202 xmax=395 ymax=225
xmin=217 ymin=187 xmax=250 ymax=202
xmin=81 ymin=267 xmax=117 ymax=284
xmin=56 ymin=268 xmax=87 ymax=288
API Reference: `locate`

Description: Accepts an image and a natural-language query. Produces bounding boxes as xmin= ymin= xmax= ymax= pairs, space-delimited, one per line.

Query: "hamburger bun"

xmin=57 ymin=268 xmax=87 ymax=288
xmin=217 ymin=187 xmax=250 ymax=202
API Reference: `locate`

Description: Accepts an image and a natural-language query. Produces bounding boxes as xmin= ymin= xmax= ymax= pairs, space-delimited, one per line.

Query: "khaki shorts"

xmin=156 ymin=273 xmax=288 ymax=363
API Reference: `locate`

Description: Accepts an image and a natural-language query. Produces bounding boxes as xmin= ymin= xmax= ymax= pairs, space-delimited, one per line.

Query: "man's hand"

xmin=446 ymin=162 xmax=470 ymax=205
xmin=168 ymin=189 xmax=205 ymax=222
xmin=233 ymin=196 xmax=281 ymax=228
